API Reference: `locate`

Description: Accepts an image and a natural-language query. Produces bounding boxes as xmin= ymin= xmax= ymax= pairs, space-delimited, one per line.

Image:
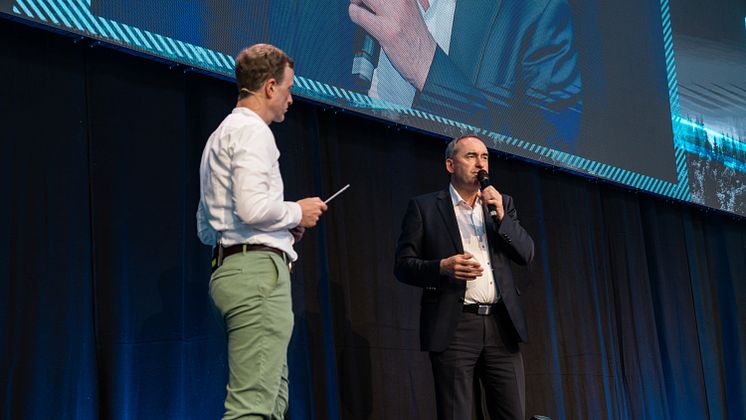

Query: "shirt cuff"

xmin=287 ymin=201 xmax=302 ymax=227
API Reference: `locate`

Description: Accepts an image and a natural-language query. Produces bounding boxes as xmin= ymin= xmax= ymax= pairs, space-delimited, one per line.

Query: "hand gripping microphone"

xmin=477 ymin=169 xmax=498 ymax=220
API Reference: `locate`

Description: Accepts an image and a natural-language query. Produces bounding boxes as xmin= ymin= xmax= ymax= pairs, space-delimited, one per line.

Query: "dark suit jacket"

xmin=414 ymin=0 xmax=582 ymax=153
xmin=394 ymin=189 xmax=534 ymax=352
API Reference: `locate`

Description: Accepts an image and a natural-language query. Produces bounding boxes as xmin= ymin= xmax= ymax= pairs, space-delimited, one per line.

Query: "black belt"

xmin=211 ymin=244 xmax=291 ymax=272
xmin=463 ymin=303 xmax=499 ymax=316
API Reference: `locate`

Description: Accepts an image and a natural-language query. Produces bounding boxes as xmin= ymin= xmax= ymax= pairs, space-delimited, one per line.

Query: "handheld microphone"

xmin=352 ymin=29 xmax=379 ymax=88
xmin=351 ymin=2 xmax=380 ymax=89
xmin=477 ymin=170 xmax=498 ymax=220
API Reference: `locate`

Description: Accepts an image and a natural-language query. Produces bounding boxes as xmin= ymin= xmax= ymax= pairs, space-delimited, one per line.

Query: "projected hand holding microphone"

xmin=349 ymin=0 xmax=436 ymax=91
xmin=348 ymin=0 xmax=583 ymax=153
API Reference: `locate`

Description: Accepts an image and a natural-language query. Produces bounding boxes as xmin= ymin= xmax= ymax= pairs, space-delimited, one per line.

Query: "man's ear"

xmin=263 ymin=78 xmax=277 ymax=98
xmin=445 ymin=158 xmax=454 ymax=174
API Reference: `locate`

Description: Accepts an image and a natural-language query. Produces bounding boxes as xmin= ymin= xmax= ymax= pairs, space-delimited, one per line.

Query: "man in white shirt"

xmin=197 ymin=44 xmax=327 ymax=420
xmin=395 ymin=135 xmax=534 ymax=419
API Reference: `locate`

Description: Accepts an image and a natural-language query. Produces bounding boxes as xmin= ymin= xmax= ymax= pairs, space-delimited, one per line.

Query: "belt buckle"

xmin=477 ymin=304 xmax=491 ymax=315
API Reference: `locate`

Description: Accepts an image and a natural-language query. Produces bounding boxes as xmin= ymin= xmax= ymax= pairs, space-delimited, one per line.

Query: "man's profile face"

xmin=446 ymin=137 xmax=489 ymax=190
xmin=270 ymin=65 xmax=295 ymax=123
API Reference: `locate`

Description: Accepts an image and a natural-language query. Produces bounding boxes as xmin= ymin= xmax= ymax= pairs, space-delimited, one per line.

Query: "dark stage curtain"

xmin=2 ymin=19 xmax=745 ymax=420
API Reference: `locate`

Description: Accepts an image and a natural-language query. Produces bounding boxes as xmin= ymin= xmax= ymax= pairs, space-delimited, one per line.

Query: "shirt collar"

xmin=232 ymin=106 xmax=262 ymax=121
xmin=418 ymin=0 xmax=440 ymax=15
xmin=449 ymin=183 xmax=481 ymax=209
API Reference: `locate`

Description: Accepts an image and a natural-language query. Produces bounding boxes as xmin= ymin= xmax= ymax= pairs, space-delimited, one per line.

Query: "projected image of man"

xmin=197 ymin=44 xmax=327 ymax=419
xmin=349 ymin=0 xmax=583 ymax=153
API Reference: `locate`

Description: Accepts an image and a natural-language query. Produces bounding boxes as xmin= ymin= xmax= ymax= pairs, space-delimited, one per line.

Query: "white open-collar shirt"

xmin=449 ymin=184 xmax=499 ymax=304
xmin=197 ymin=107 xmax=302 ymax=261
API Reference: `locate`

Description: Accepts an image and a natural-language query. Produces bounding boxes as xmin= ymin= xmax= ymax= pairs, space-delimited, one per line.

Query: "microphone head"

xmin=477 ymin=170 xmax=490 ymax=189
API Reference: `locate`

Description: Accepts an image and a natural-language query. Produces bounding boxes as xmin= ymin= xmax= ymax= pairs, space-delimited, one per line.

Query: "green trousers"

xmin=209 ymin=250 xmax=294 ymax=420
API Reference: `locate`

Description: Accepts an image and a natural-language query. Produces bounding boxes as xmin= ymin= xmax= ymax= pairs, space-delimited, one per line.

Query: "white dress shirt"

xmin=449 ymin=184 xmax=499 ymax=304
xmin=197 ymin=107 xmax=302 ymax=261
xmin=369 ymin=0 xmax=457 ymax=107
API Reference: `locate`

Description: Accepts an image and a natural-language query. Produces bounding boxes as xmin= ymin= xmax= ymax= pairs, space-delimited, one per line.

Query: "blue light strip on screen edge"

xmin=15 ymin=0 xmax=742 ymax=204
xmin=12 ymin=0 xmax=235 ymax=73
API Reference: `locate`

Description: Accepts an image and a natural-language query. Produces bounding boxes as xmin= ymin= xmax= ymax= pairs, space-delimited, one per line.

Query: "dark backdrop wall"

xmin=2 ymin=18 xmax=745 ymax=420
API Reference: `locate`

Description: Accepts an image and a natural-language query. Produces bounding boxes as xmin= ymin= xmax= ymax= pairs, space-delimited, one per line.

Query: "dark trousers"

xmin=429 ymin=304 xmax=525 ymax=420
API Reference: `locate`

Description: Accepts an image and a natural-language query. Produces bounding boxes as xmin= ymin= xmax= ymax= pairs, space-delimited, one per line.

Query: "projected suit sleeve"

xmin=418 ymin=0 xmax=581 ymax=152
xmin=354 ymin=0 xmax=582 ymax=152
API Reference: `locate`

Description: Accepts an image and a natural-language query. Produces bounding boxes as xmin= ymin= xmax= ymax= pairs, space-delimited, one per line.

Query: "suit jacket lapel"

xmin=436 ymin=189 xmax=463 ymax=254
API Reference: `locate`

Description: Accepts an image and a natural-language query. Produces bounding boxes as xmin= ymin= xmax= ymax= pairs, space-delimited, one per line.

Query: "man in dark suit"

xmin=394 ymin=134 xmax=535 ymax=420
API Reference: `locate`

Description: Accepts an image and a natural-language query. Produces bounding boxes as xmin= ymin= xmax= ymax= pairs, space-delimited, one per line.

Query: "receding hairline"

xmin=445 ymin=134 xmax=486 ymax=159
